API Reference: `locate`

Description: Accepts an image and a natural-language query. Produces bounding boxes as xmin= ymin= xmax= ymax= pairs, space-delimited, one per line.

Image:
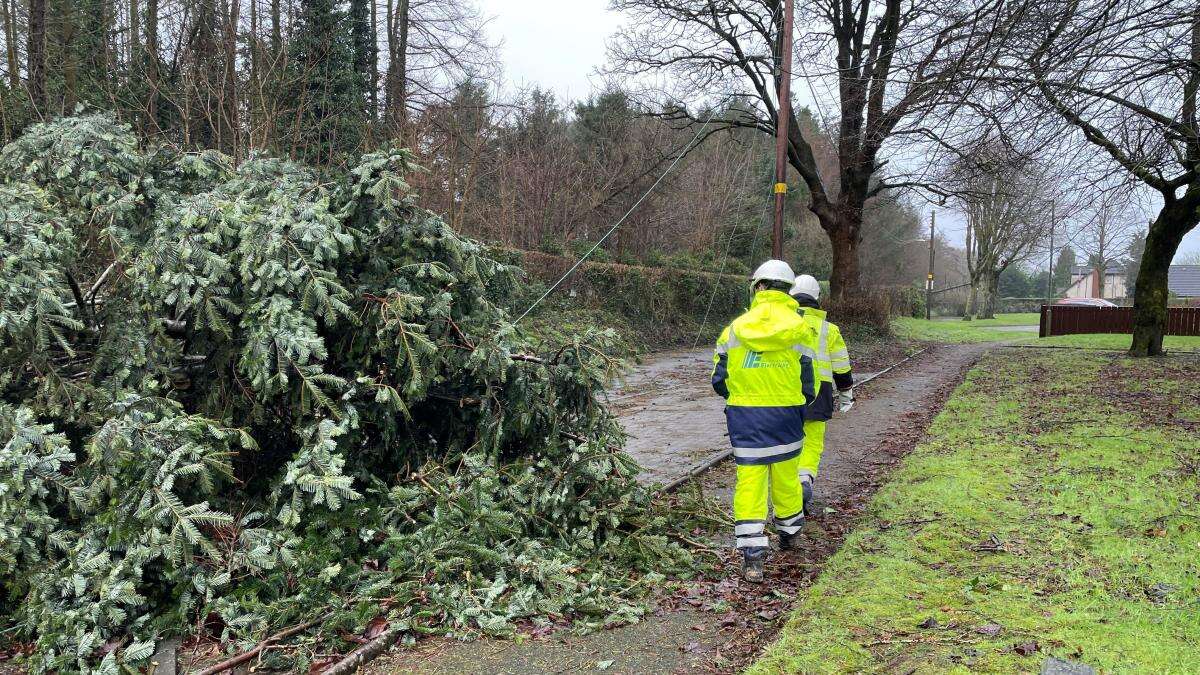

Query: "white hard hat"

xmin=750 ymin=259 xmax=795 ymax=286
xmin=790 ymin=274 xmax=820 ymax=300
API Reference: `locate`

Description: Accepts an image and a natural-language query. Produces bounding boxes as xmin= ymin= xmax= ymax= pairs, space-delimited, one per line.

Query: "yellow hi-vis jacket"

xmin=796 ymin=306 xmax=854 ymax=421
xmin=711 ymin=290 xmax=817 ymax=465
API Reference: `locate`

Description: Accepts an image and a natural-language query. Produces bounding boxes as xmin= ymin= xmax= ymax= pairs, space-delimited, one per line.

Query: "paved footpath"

xmin=373 ymin=342 xmax=992 ymax=675
xmin=609 ymin=346 xmax=978 ymax=504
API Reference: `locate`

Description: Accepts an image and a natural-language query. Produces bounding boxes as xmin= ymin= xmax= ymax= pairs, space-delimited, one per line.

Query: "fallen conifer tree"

xmin=0 ymin=115 xmax=694 ymax=673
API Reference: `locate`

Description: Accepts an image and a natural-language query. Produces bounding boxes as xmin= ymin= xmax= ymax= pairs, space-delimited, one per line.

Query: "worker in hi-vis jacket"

xmin=789 ymin=274 xmax=854 ymax=515
xmin=712 ymin=260 xmax=816 ymax=582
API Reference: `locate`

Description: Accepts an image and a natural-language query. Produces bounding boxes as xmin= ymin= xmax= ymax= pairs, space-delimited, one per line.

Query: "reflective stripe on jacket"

xmin=798 ymin=307 xmax=853 ymax=421
xmin=712 ymin=290 xmax=817 ymax=465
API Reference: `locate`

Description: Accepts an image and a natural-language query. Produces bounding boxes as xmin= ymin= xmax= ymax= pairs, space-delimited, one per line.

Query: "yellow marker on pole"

xmin=773 ymin=182 xmax=788 ymax=194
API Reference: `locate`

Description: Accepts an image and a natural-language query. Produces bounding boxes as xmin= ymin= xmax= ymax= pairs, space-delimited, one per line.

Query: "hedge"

xmin=511 ymin=250 xmax=751 ymax=348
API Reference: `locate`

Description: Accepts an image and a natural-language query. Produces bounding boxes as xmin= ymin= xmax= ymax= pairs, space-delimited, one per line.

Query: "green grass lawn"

xmin=1034 ymin=333 xmax=1200 ymax=351
xmin=750 ymin=350 xmax=1200 ymax=674
xmin=892 ymin=313 xmax=1040 ymax=343
xmin=894 ymin=314 xmax=1200 ymax=351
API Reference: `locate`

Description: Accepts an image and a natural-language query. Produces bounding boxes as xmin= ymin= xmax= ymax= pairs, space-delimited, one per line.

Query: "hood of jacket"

xmin=799 ymin=306 xmax=827 ymax=322
xmin=731 ymin=290 xmax=811 ymax=352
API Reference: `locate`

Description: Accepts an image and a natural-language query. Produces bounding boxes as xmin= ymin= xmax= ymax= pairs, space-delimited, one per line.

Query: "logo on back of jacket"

xmin=741 ymin=351 xmax=790 ymax=369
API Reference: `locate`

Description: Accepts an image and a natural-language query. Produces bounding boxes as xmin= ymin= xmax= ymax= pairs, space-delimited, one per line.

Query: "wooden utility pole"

xmin=771 ymin=0 xmax=795 ymax=259
xmin=926 ymin=211 xmax=935 ymax=320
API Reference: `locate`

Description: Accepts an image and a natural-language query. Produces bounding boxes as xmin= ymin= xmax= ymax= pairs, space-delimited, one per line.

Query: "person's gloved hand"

xmin=837 ymin=388 xmax=855 ymax=413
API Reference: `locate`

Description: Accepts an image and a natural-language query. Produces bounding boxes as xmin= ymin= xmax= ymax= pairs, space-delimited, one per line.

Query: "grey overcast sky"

xmin=477 ymin=0 xmax=1200 ymax=262
xmin=478 ymin=0 xmax=622 ymax=101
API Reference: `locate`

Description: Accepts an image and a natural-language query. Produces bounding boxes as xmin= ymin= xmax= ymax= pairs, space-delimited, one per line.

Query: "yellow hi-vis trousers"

xmin=733 ymin=455 xmax=804 ymax=553
xmin=799 ymin=419 xmax=826 ymax=481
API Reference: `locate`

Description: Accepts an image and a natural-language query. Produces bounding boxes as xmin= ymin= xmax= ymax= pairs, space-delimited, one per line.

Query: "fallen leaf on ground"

xmin=1014 ymin=641 xmax=1040 ymax=656
xmin=363 ymin=616 xmax=389 ymax=640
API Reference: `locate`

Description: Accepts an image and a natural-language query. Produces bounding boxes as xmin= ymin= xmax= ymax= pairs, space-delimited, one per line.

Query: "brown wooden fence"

xmin=1039 ymin=305 xmax=1200 ymax=337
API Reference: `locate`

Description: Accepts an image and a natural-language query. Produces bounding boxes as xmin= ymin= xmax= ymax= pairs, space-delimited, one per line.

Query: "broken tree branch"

xmin=318 ymin=624 xmax=406 ymax=675
xmin=193 ymin=613 xmax=332 ymax=675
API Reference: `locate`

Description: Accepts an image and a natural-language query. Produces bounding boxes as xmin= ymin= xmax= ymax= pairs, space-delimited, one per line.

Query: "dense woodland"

xmin=1 ymin=0 xmax=1198 ymax=353
xmin=0 ymin=0 xmax=937 ymax=288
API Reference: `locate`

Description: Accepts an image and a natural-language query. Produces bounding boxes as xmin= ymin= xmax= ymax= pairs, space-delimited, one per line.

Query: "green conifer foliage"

xmin=0 ymin=115 xmax=689 ymax=673
xmin=277 ymin=0 xmax=367 ymax=165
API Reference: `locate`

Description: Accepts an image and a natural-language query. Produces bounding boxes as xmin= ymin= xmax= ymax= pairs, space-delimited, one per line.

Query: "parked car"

xmin=1055 ymin=297 xmax=1118 ymax=307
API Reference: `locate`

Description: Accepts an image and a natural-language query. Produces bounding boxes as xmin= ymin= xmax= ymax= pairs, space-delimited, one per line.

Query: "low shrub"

xmin=826 ymin=288 xmax=895 ymax=334
xmin=537 ymin=233 xmax=566 ymax=256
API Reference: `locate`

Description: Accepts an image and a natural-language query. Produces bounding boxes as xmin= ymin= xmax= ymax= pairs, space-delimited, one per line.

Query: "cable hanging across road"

xmin=513 ymin=100 xmax=730 ymax=324
xmin=691 ymin=194 xmax=773 ymax=349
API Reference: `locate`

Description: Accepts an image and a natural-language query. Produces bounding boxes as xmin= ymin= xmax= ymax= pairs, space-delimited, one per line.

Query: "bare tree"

xmin=950 ymin=138 xmax=1052 ymax=318
xmin=991 ymin=0 xmax=1200 ymax=355
xmin=383 ymin=0 xmax=494 ymax=141
xmin=385 ymin=0 xmax=409 ymax=133
xmin=607 ymin=0 xmax=1006 ymax=299
xmin=1077 ymin=191 xmax=1142 ymax=299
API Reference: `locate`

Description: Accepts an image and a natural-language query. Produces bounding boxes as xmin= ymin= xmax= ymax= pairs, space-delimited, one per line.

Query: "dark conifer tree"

xmin=278 ymin=0 xmax=366 ymax=165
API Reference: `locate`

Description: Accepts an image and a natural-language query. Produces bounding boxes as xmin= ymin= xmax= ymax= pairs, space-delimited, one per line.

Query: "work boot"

xmin=778 ymin=531 xmax=802 ymax=551
xmin=741 ymin=551 xmax=765 ymax=583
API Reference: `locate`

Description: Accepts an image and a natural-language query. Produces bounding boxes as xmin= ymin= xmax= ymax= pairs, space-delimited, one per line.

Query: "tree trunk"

xmin=60 ymin=5 xmax=78 ymax=112
xmin=2 ymin=0 xmax=19 ymax=90
xmin=825 ymin=213 xmax=861 ymax=302
xmin=93 ymin=0 xmax=112 ymax=86
xmin=271 ymin=0 xmax=280 ymax=53
xmin=385 ymin=0 xmax=409 ymax=137
xmin=27 ymin=0 xmax=46 ymax=109
xmin=1130 ymin=199 xmax=1195 ymax=356
xmin=145 ymin=0 xmax=158 ymax=131
xmin=248 ymin=0 xmax=260 ymax=145
xmin=978 ymin=271 xmax=998 ymax=319
xmin=128 ymin=0 xmax=138 ymax=67
xmin=369 ymin=0 xmax=378 ymax=113
xmin=222 ymin=0 xmax=240 ymax=158
xmin=964 ymin=281 xmax=978 ymax=321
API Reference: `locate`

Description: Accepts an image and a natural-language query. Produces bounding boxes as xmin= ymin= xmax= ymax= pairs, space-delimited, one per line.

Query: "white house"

xmin=1061 ymin=264 xmax=1200 ymax=301
xmin=1064 ymin=266 xmax=1127 ymax=300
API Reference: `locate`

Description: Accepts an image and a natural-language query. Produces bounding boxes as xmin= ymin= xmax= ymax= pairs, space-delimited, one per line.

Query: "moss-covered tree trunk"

xmin=978 ymin=270 xmax=999 ymax=320
xmin=1130 ymin=193 xmax=1199 ymax=356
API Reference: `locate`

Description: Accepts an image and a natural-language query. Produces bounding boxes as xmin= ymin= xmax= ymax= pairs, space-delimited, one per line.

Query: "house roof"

xmin=1170 ymin=264 xmax=1200 ymax=297
xmin=1070 ymin=265 xmax=1124 ymax=277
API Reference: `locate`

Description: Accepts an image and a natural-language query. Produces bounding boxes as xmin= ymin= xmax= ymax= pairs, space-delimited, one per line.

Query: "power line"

xmin=692 ymin=193 xmax=773 ymax=349
xmin=514 ymin=100 xmax=729 ymax=324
